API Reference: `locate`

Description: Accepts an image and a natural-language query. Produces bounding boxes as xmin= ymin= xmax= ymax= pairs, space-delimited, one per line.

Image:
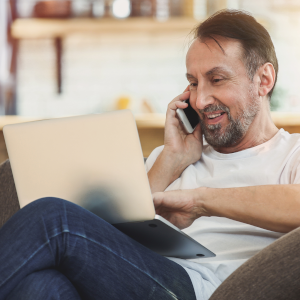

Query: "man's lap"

xmin=0 ymin=197 xmax=197 ymax=300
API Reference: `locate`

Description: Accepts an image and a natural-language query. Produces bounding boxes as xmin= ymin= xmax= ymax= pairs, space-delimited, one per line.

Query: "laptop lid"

xmin=3 ymin=110 xmax=155 ymax=224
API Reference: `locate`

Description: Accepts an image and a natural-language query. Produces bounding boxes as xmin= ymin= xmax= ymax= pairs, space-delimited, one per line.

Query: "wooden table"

xmin=0 ymin=112 xmax=299 ymax=164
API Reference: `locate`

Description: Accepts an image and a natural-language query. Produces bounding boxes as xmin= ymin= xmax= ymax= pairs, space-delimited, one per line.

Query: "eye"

xmin=212 ymin=77 xmax=223 ymax=83
xmin=189 ymin=82 xmax=198 ymax=87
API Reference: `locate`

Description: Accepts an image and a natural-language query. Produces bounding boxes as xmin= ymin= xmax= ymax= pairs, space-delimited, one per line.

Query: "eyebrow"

xmin=186 ymin=66 xmax=231 ymax=80
xmin=205 ymin=66 xmax=231 ymax=76
xmin=186 ymin=73 xmax=197 ymax=80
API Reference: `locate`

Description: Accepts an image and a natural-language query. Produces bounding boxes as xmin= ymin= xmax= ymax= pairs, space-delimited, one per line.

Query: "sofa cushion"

xmin=0 ymin=159 xmax=20 ymax=229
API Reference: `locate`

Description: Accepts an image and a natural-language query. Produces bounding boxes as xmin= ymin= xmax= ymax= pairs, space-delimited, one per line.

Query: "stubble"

xmin=199 ymin=86 xmax=260 ymax=148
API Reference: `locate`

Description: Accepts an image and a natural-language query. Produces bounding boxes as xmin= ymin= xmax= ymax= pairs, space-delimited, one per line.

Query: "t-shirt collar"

xmin=205 ymin=128 xmax=284 ymax=160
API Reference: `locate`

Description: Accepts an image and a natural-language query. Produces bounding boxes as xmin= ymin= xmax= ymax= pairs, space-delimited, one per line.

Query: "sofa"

xmin=0 ymin=160 xmax=20 ymax=229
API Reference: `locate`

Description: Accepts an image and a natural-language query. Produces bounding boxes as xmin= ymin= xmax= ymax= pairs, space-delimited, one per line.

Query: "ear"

xmin=257 ymin=63 xmax=276 ymax=97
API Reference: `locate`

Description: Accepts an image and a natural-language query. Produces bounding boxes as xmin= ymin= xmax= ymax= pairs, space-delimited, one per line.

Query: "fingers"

xmin=179 ymin=90 xmax=190 ymax=101
xmin=168 ymin=91 xmax=190 ymax=111
xmin=169 ymin=101 xmax=188 ymax=111
xmin=183 ymin=85 xmax=190 ymax=92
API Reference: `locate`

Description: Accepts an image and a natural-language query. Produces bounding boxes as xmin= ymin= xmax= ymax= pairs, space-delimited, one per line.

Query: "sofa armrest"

xmin=0 ymin=159 xmax=20 ymax=229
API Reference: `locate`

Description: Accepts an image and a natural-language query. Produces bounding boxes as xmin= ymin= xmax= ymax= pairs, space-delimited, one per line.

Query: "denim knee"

xmin=28 ymin=196 xmax=66 ymax=209
xmin=21 ymin=197 xmax=72 ymax=217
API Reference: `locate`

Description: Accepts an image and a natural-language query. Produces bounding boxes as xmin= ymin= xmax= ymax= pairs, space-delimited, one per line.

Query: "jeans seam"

xmin=67 ymin=232 xmax=180 ymax=300
xmin=2 ymin=230 xmax=181 ymax=300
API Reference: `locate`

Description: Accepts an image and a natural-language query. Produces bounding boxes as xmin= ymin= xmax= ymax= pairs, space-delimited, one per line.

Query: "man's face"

xmin=186 ymin=37 xmax=261 ymax=148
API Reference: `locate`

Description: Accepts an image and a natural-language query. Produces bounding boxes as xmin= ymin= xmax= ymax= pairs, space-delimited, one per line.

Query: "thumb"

xmin=152 ymin=192 xmax=164 ymax=208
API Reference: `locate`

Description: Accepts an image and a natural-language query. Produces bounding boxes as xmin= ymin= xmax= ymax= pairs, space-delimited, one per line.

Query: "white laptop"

xmin=3 ymin=110 xmax=215 ymax=259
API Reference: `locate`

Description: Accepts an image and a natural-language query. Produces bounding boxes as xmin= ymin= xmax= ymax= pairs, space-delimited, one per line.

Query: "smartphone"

xmin=176 ymin=99 xmax=200 ymax=134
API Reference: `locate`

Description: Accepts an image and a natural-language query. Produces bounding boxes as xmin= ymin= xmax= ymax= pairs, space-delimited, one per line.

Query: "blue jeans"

xmin=0 ymin=198 xmax=196 ymax=300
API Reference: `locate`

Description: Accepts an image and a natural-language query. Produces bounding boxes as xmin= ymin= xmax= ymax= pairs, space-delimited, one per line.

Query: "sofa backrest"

xmin=0 ymin=159 xmax=20 ymax=229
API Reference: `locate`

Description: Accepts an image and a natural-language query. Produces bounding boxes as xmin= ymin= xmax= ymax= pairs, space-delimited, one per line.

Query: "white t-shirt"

xmin=145 ymin=129 xmax=300 ymax=299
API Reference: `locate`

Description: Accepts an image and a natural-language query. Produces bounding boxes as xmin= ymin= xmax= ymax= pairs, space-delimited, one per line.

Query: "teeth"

xmin=208 ymin=113 xmax=222 ymax=119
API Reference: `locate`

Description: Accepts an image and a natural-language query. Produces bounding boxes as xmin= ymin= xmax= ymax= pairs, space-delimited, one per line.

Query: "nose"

xmin=195 ymin=84 xmax=215 ymax=111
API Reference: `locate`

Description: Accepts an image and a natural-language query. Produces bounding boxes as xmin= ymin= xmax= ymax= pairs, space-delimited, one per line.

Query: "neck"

xmin=212 ymin=100 xmax=279 ymax=154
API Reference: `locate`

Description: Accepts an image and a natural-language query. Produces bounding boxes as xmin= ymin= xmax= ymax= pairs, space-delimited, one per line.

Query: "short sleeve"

xmin=281 ymin=147 xmax=300 ymax=184
xmin=144 ymin=145 xmax=164 ymax=173
xmin=289 ymin=156 xmax=300 ymax=184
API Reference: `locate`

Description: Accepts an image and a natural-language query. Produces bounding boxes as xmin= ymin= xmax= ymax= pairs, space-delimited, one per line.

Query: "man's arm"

xmin=153 ymin=184 xmax=300 ymax=233
xmin=148 ymin=88 xmax=203 ymax=193
xmin=203 ymin=184 xmax=300 ymax=233
xmin=147 ymin=151 xmax=188 ymax=193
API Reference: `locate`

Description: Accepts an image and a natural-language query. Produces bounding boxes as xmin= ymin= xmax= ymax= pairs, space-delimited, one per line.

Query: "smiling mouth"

xmin=207 ymin=112 xmax=225 ymax=119
xmin=204 ymin=112 xmax=226 ymax=124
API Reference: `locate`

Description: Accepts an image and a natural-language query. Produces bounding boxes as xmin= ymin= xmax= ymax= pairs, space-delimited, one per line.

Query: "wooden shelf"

xmin=135 ymin=113 xmax=165 ymax=128
xmin=0 ymin=115 xmax=166 ymax=158
xmin=0 ymin=116 xmax=42 ymax=130
xmin=0 ymin=112 xmax=299 ymax=130
xmin=270 ymin=112 xmax=300 ymax=127
xmin=0 ymin=112 xmax=299 ymax=160
xmin=0 ymin=114 xmax=166 ymax=130
xmin=11 ymin=17 xmax=202 ymax=39
xmin=136 ymin=112 xmax=300 ymax=129
xmin=11 ymin=16 xmax=269 ymax=39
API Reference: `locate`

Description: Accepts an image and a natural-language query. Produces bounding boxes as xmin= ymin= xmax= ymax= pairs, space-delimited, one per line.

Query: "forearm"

xmin=147 ymin=150 xmax=188 ymax=193
xmin=200 ymin=184 xmax=300 ymax=233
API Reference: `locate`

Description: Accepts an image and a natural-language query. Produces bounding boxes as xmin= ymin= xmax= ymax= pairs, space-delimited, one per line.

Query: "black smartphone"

xmin=176 ymin=99 xmax=200 ymax=133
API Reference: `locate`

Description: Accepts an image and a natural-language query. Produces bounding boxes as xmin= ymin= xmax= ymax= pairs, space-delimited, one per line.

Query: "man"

xmin=146 ymin=8 xmax=300 ymax=299
xmin=1 ymin=9 xmax=300 ymax=300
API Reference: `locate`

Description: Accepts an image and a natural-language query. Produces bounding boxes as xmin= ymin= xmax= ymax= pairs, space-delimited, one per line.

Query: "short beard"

xmin=199 ymin=88 xmax=260 ymax=148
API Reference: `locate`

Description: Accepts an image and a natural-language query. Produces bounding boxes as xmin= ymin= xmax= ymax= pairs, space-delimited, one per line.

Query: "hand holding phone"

xmin=148 ymin=93 xmax=202 ymax=193
xmin=176 ymin=99 xmax=200 ymax=134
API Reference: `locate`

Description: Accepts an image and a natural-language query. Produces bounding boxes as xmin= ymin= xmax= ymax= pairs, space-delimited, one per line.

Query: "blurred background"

xmin=0 ymin=0 xmax=300 ymax=161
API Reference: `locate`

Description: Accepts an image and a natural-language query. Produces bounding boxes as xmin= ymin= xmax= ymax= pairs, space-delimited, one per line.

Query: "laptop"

xmin=3 ymin=110 xmax=215 ymax=259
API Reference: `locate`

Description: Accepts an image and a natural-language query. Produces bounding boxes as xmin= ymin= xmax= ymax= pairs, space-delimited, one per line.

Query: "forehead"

xmin=186 ymin=37 xmax=245 ymax=75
